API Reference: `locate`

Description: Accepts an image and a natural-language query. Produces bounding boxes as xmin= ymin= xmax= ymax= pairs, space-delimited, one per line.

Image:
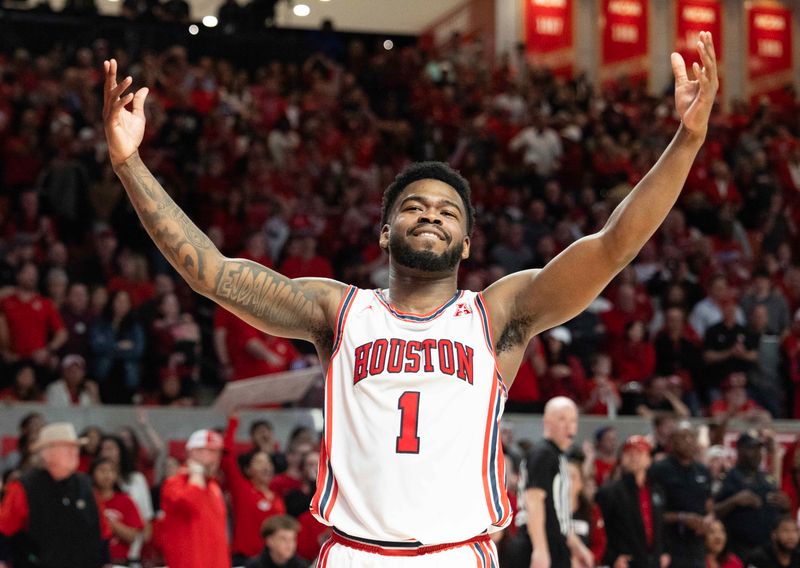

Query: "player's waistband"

xmin=331 ymin=528 xmax=491 ymax=557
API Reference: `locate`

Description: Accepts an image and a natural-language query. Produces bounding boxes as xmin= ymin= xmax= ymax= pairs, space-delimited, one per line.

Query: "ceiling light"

xmin=383 ymin=39 xmax=394 ymax=50
xmin=293 ymin=3 xmax=310 ymax=16
xmin=189 ymin=24 xmax=199 ymax=34
xmin=202 ymin=15 xmax=218 ymax=27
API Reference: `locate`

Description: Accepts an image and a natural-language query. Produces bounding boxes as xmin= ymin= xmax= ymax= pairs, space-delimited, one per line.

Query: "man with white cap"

xmin=157 ymin=428 xmax=229 ymax=568
xmin=44 ymin=354 xmax=100 ymax=407
xmin=0 ymin=422 xmax=110 ymax=568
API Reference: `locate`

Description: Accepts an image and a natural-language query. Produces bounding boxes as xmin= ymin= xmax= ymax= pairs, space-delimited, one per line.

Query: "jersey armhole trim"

xmin=330 ymin=285 xmax=358 ymax=358
xmin=475 ymin=293 xmax=507 ymax=396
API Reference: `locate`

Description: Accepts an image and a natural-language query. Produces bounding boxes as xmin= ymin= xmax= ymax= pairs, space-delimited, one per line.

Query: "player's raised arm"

xmin=102 ymin=59 xmax=345 ymax=344
xmin=484 ymin=32 xmax=719 ymax=343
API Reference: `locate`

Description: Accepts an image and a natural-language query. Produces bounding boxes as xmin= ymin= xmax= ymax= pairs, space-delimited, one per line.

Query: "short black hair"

xmin=381 ymin=161 xmax=475 ymax=235
xmin=249 ymin=419 xmax=273 ymax=437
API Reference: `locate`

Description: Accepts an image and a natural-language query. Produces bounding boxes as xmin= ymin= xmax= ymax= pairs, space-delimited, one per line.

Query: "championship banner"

xmin=746 ymin=2 xmax=793 ymax=102
xmin=675 ymin=0 xmax=722 ymax=74
xmin=524 ymin=0 xmax=575 ymax=76
xmin=599 ymin=0 xmax=649 ymax=85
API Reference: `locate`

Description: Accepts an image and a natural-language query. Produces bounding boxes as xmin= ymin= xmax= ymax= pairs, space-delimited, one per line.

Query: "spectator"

xmin=690 ymin=275 xmax=743 ymax=338
xmin=1 ymin=413 xmax=45 ymax=474
xmin=250 ymin=419 xmax=282 ymax=456
xmin=654 ymin=306 xmax=702 ymax=384
xmin=157 ymin=429 xmax=229 ymax=568
xmin=245 ymin=515 xmax=308 ymax=568
xmin=59 ymin=282 xmax=93 ymax=361
xmin=0 ymin=261 xmax=67 ymax=371
xmin=702 ymin=300 xmax=758 ymax=404
xmin=150 ymin=291 xmax=201 ymax=384
xmin=507 ymin=336 xmax=546 ymax=413
xmin=597 ymin=436 xmax=667 ymax=568
xmin=97 ymin=434 xmax=154 ymax=561
xmin=704 ymin=519 xmax=743 ymax=568
xmin=0 ymin=422 xmax=111 ymax=568
xmin=44 ymin=354 xmax=100 ymax=407
xmin=593 ymin=426 xmax=618 ymax=487
xmin=518 ymin=397 xmax=593 ymax=568
xmin=611 ymin=320 xmax=656 ymax=384
xmin=270 ymin=440 xmax=313 ymax=499
xmin=283 ymin=451 xmax=318 ymax=518
xmin=214 ymin=306 xmax=302 ymax=383
xmin=741 ymin=269 xmax=791 ymax=337
xmin=634 ymin=375 xmax=690 ymax=418
xmin=89 ymin=289 xmax=145 ymax=403
xmin=490 ymin=221 xmax=535 ymax=275
xmin=509 ymin=112 xmax=562 ymax=180
xmin=745 ymin=516 xmax=800 ymax=568
xmin=709 ymin=372 xmax=770 ymax=422
xmin=648 ymin=422 xmax=713 ymax=568
xmin=539 ymin=327 xmax=587 ymax=404
xmin=713 ymin=432 xmax=791 ymax=560
xmin=748 ymin=304 xmax=784 ymax=417
xmin=90 ymin=456 xmax=144 ymax=565
xmin=0 ymin=363 xmax=43 ymax=402
xmin=278 ymin=235 xmax=334 ymax=280
xmin=582 ymin=353 xmax=621 ymax=417
xmin=224 ymin=413 xmax=286 ymax=564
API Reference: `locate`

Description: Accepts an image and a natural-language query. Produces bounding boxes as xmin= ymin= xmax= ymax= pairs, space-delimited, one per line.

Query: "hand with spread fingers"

xmin=671 ymin=31 xmax=719 ymax=139
xmin=102 ymin=58 xmax=149 ymax=167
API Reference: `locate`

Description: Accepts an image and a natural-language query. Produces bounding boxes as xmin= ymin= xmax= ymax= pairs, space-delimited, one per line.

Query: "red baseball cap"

xmin=622 ymin=435 xmax=652 ymax=454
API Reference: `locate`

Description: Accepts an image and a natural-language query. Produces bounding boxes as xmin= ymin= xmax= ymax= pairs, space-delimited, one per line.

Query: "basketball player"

xmin=102 ymin=32 xmax=718 ymax=567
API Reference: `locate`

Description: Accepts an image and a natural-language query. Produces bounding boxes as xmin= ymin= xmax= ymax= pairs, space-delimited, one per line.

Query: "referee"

xmin=522 ymin=397 xmax=594 ymax=568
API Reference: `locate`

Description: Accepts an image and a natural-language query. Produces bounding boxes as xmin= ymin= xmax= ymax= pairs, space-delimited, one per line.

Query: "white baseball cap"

xmin=185 ymin=429 xmax=224 ymax=451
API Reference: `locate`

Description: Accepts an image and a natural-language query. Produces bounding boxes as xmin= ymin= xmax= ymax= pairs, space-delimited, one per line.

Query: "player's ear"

xmin=461 ymin=236 xmax=470 ymax=260
xmin=379 ymin=224 xmax=390 ymax=251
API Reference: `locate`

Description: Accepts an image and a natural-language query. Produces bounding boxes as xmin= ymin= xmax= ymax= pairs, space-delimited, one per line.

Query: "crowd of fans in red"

xmin=0 ymin=25 xmax=799 ymax=422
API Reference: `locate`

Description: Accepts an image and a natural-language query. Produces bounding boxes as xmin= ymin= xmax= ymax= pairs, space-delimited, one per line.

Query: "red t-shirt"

xmin=269 ymin=473 xmax=304 ymax=500
xmin=594 ymin=457 xmax=617 ymax=486
xmin=0 ymin=293 xmax=64 ymax=357
xmin=101 ymin=491 xmax=144 ymax=561
xmin=214 ymin=308 xmax=300 ymax=381
xmin=223 ymin=417 xmax=287 ymax=557
xmin=158 ymin=472 xmax=229 ymax=568
xmin=296 ymin=510 xmax=330 ymax=562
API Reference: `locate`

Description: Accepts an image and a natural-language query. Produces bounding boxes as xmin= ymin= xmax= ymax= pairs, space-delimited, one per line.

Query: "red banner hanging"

xmin=747 ymin=2 xmax=794 ymax=102
xmin=675 ymin=0 xmax=722 ymax=67
xmin=524 ymin=0 xmax=575 ymax=76
xmin=599 ymin=0 xmax=649 ymax=85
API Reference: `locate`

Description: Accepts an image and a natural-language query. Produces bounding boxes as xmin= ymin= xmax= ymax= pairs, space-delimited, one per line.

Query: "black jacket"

xmin=597 ymin=473 xmax=665 ymax=568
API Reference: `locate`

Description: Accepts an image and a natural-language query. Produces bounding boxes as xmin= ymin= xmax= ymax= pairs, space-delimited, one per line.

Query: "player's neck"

xmin=386 ymin=270 xmax=459 ymax=314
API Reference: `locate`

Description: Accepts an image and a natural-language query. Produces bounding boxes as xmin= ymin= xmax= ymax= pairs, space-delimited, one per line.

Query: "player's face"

xmin=381 ymin=180 xmax=470 ymax=273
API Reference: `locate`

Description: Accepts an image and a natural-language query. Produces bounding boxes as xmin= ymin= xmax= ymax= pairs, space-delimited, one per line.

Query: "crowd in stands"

xmin=0 ymin=23 xmax=799 ymax=420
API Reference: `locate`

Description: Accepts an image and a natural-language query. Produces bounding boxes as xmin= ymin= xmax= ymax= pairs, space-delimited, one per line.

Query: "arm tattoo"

xmin=114 ymin=154 xmax=216 ymax=287
xmin=214 ymin=260 xmax=328 ymax=339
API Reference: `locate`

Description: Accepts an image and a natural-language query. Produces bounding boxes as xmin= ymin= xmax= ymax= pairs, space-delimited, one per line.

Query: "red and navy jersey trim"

xmin=331 ymin=286 xmax=358 ymax=355
xmin=374 ymin=289 xmax=464 ymax=322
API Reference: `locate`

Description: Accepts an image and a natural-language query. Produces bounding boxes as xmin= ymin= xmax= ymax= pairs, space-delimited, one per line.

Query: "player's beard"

xmin=389 ymin=231 xmax=463 ymax=272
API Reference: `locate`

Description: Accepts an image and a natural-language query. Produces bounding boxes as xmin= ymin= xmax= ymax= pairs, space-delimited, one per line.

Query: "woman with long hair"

xmin=705 ymin=519 xmax=743 ymax=568
xmin=89 ymin=289 xmax=145 ymax=403
xmin=91 ymin=457 xmax=144 ymax=566
xmin=97 ymin=434 xmax=154 ymax=563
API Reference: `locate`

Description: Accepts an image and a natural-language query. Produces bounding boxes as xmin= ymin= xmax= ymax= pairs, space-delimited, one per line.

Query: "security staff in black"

xmin=648 ymin=423 xmax=712 ymax=568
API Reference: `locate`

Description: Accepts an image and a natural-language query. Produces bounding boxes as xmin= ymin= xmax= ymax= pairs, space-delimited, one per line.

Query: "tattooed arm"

xmin=103 ymin=59 xmax=345 ymax=344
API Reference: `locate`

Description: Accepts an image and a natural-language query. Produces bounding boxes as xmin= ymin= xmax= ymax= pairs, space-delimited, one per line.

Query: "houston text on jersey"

xmin=352 ymin=338 xmax=474 ymax=385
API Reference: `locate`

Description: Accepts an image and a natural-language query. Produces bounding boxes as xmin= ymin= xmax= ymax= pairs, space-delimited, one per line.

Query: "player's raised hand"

xmin=102 ymin=58 xmax=149 ymax=166
xmin=671 ymin=31 xmax=719 ymax=139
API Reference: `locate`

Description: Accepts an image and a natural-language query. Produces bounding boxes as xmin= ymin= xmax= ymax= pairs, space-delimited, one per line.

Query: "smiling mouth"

xmin=411 ymin=228 xmax=447 ymax=241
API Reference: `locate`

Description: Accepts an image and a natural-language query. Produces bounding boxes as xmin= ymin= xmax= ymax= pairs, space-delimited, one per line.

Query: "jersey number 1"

xmin=396 ymin=391 xmax=420 ymax=454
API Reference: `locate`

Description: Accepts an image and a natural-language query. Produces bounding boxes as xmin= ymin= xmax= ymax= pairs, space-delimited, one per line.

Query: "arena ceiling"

xmin=90 ymin=0 xmax=468 ymax=34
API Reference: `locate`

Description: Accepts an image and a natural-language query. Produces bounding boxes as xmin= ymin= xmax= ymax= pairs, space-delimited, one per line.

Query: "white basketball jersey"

xmin=310 ymin=287 xmax=512 ymax=545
